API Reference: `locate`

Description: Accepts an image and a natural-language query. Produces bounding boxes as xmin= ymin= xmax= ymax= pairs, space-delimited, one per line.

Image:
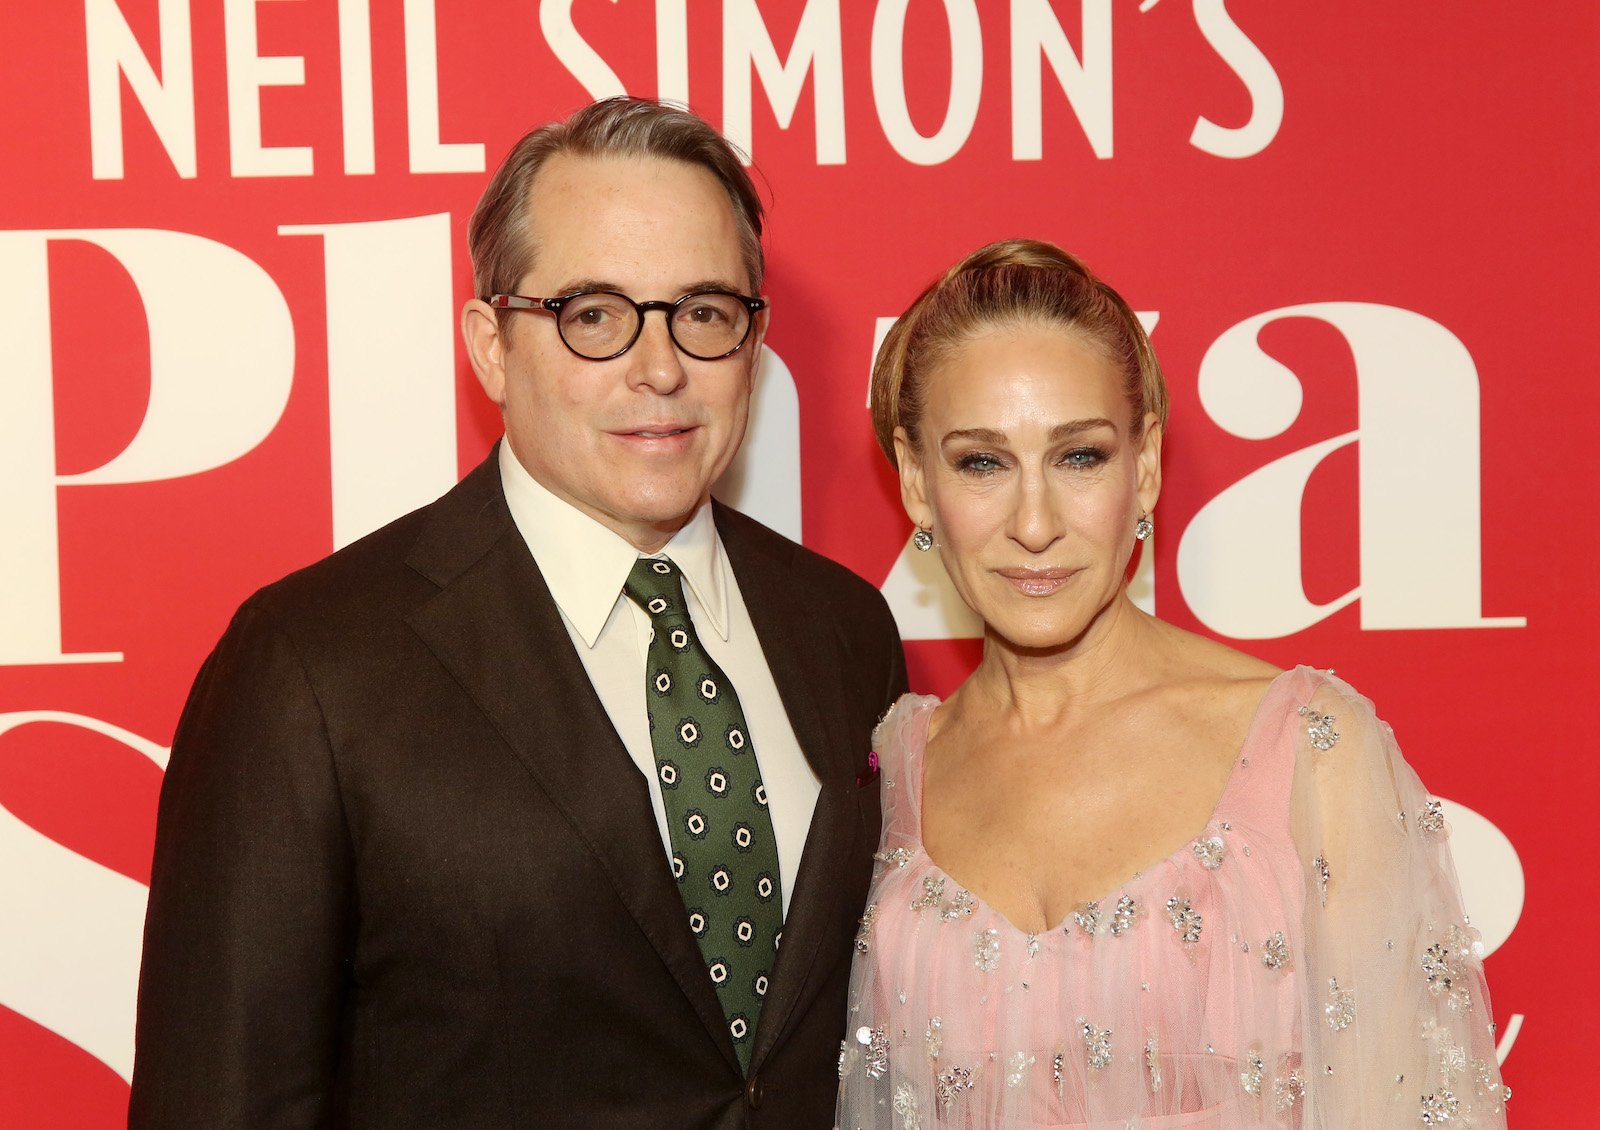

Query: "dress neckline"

xmin=902 ymin=667 xmax=1299 ymax=937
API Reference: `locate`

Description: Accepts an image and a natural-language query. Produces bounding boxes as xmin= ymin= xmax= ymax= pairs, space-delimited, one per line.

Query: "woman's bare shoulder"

xmin=1132 ymin=620 xmax=1285 ymax=743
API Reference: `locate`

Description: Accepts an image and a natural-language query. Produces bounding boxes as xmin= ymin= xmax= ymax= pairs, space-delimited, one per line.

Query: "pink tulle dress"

xmin=835 ymin=667 xmax=1509 ymax=1129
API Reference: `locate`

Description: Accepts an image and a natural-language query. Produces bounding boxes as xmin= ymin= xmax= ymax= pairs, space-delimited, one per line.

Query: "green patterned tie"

xmin=623 ymin=556 xmax=783 ymax=1072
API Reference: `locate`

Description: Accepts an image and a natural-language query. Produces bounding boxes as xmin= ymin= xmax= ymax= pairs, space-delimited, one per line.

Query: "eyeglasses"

xmin=485 ymin=289 xmax=767 ymax=361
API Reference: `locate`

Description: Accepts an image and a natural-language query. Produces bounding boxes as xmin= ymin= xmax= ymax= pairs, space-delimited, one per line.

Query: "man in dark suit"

xmin=130 ymin=97 xmax=906 ymax=1128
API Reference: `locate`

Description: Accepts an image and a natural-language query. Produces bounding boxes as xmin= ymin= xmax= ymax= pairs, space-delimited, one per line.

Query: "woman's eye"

xmin=957 ymin=453 xmax=1004 ymax=474
xmin=1061 ymin=447 xmax=1108 ymax=468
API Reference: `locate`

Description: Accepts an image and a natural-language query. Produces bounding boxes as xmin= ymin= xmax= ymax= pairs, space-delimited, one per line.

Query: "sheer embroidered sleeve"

xmin=1288 ymin=673 xmax=1509 ymax=1127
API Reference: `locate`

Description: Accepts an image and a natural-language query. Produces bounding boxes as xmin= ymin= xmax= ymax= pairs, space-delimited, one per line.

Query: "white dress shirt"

xmin=498 ymin=442 xmax=819 ymax=919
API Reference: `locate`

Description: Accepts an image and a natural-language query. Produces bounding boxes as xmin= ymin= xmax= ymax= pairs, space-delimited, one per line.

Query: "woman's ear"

xmin=893 ymin=427 xmax=933 ymax=530
xmin=1135 ymin=413 xmax=1163 ymax=517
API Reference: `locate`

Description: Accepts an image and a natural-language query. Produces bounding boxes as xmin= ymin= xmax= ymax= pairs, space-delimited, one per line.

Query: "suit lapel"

xmin=403 ymin=458 xmax=739 ymax=1073
xmin=717 ymin=508 xmax=861 ymax=1069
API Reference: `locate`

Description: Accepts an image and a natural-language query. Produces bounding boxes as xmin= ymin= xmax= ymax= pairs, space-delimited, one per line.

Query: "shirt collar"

xmin=498 ymin=440 xmax=730 ymax=648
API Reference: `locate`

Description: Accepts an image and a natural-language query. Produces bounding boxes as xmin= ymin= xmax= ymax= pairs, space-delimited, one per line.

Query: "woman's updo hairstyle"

xmin=870 ymin=239 xmax=1168 ymax=466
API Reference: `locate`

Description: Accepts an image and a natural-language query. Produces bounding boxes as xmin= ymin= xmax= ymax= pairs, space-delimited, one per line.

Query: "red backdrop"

xmin=2 ymin=2 xmax=1592 ymax=1124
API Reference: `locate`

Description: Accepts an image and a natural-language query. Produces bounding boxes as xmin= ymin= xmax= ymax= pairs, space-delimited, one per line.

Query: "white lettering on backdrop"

xmin=1181 ymin=303 xmax=1525 ymax=638
xmin=0 ymin=228 xmax=293 ymax=666
xmin=0 ymin=712 xmax=171 ymax=1084
xmin=722 ymin=0 xmax=847 ymax=165
xmin=1011 ymin=0 xmax=1113 ymax=159
xmin=223 ymin=0 xmax=313 ymax=177
xmin=86 ymin=0 xmax=1282 ymax=177
xmin=280 ymin=214 xmax=460 ymax=549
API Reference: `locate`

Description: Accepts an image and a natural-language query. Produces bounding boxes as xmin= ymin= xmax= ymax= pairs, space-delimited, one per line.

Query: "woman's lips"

xmin=995 ymin=567 xmax=1077 ymax=597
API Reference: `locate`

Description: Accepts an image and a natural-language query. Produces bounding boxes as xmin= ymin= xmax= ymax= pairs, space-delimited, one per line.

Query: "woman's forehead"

xmin=923 ymin=325 xmax=1127 ymax=430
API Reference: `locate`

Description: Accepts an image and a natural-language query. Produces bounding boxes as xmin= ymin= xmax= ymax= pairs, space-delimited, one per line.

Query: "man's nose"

xmin=627 ymin=311 xmax=690 ymax=394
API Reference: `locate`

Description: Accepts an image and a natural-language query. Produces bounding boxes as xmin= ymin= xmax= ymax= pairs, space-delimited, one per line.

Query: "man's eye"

xmin=563 ymin=296 xmax=631 ymax=329
xmin=683 ymin=303 xmax=730 ymax=325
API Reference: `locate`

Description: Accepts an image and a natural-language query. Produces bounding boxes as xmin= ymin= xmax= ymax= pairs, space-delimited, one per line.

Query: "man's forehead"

xmin=518 ymin=151 xmax=747 ymax=290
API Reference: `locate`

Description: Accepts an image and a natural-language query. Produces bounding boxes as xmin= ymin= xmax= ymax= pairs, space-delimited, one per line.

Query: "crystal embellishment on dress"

xmin=871 ymin=704 xmax=896 ymax=742
xmin=1439 ymin=1038 xmax=1467 ymax=1081
xmin=1422 ymin=943 xmax=1453 ymax=991
xmin=1261 ymin=931 xmax=1291 ymax=971
xmin=1026 ymin=932 xmax=1041 ymax=957
xmin=1110 ymin=895 xmax=1137 ymax=935
xmin=1417 ymin=799 xmax=1447 ymax=835
xmin=1422 ymin=929 xmax=1478 ymax=1012
xmin=874 ymin=846 xmax=915 ymax=868
xmin=1052 ymin=1051 xmax=1065 ymax=1094
xmin=1166 ymin=896 xmax=1203 ymax=944
xmin=858 ymin=1025 xmax=889 ymax=1079
xmin=974 ymin=927 xmax=1001 ymax=972
xmin=935 ymin=1066 xmax=973 ymax=1110
xmin=1313 ymin=854 xmax=1331 ymax=907
xmin=1297 ymin=705 xmax=1340 ymax=750
xmin=1472 ymin=1058 xmax=1512 ymax=1109
xmin=1071 ymin=901 xmax=1102 ymax=936
xmin=1005 ymin=1051 xmax=1035 ymax=1088
xmin=1325 ymin=977 xmax=1356 ymax=1030
xmin=854 ymin=904 xmax=877 ymax=954
xmin=838 ymin=1039 xmax=859 ymax=1080
xmin=892 ymin=1084 xmax=921 ymax=1130
xmin=1447 ymin=922 xmax=1485 ymax=962
xmin=1440 ymin=921 xmax=1472 ymax=1011
xmin=1240 ymin=1051 xmax=1265 ymax=1096
xmin=911 ymin=875 xmax=945 ymax=911
xmin=1192 ymin=834 xmax=1226 ymax=869
xmin=1145 ymin=1035 xmax=1163 ymax=1092
xmin=1419 ymin=1091 xmax=1460 ymax=1125
xmin=925 ymin=1017 xmax=944 ymax=1061
xmin=1273 ymin=1069 xmax=1305 ymax=1111
xmin=940 ymin=889 xmax=976 ymax=921
xmin=1081 ymin=1021 xmax=1113 ymax=1069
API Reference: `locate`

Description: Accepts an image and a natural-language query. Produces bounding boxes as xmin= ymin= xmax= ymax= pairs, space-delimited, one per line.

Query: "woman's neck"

xmin=961 ymin=595 xmax=1162 ymax=731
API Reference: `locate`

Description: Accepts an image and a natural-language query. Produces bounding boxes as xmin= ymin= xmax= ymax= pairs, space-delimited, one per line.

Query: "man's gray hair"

xmin=468 ymin=97 xmax=765 ymax=300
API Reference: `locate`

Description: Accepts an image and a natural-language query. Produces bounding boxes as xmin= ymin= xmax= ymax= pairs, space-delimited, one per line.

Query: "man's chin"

xmin=602 ymin=485 xmax=714 ymax=537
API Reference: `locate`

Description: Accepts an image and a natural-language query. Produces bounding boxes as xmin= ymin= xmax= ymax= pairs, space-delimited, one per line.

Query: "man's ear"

xmin=461 ymin=299 xmax=509 ymax=406
xmin=745 ymin=303 xmax=769 ymax=361
xmin=735 ymin=305 xmax=769 ymax=391
xmin=893 ymin=427 xmax=933 ymax=531
xmin=1135 ymin=412 xmax=1163 ymax=517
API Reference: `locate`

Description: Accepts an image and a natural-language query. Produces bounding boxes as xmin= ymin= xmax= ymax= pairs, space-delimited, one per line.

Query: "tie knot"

xmin=624 ymin=556 xmax=689 ymax=621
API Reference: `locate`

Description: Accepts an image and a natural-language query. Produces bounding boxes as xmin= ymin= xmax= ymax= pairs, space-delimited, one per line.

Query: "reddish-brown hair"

xmin=870 ymin=239 xmax=1168 ymax=464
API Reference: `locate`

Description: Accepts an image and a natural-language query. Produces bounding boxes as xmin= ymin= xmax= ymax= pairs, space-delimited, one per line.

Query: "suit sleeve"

xmin=880 ymin=601 xmax=909 ymax=711
xmin=130 ymin=601 xmax=355 ymax=1129
xmin=842 ymin=574 xmax=908 ymax=715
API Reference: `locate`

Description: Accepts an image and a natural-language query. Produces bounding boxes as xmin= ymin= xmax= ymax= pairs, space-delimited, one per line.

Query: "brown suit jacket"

xmin=129 ymin=451 xmax=907 ymax=1129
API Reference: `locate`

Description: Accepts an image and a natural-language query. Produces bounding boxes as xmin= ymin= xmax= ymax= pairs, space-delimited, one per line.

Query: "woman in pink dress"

xmin=835 ymin=240 xmax=1509 ymax=1129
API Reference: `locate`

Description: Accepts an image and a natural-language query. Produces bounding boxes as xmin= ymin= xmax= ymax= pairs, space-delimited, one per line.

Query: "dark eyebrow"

xmin=940 ymin=419 xmax=1117 ymax=448
xmin=680 ymin=278 xmax=751 ymax=296
xmin=940 ymin=427 xmax=1008 ymax=447
xmin=549 ymin=277 xmax=623 ymax=296
xmin=548 ymin=278 xmax=750 ymax=299
xmin=1050 ymin=418 xmax=1117 ymax=440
